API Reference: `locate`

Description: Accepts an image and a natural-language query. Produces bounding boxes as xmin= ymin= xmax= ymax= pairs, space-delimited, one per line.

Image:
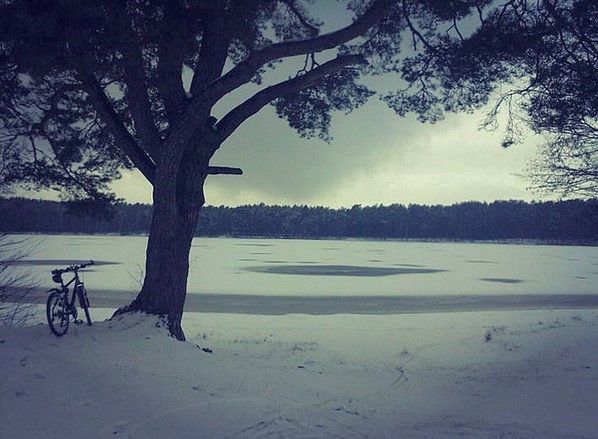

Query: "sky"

xmin=113 ymin=97 xmax=544 ymax=208
xmin=6 ymin=1 xmax=548 ymax=209
xmin=110 ymin=1 xmax=546 ymax=209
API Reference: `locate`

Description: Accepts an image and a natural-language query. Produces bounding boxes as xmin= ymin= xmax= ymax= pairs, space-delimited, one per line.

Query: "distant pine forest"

xmin=1 ymin=197 xmax=597 ymax=244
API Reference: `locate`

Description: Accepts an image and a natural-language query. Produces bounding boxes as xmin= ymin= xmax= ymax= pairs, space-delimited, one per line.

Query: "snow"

xmin=11 ymin=235 xmax=598 ymax=298
xmin=2 ymin=308 xmax=598 ymax=438
xmin=3 ymin=235 xmax=598 ymax=437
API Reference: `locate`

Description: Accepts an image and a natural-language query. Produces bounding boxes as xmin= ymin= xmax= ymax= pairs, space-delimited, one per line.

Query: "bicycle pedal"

xmin=74 ymin=319 xmax=85 ymax=325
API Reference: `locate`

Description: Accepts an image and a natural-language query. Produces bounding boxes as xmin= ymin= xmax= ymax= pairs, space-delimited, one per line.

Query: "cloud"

xmin=112 ymin=91 xmax=543 ymax=208
xmin=111 ymin=3 xmax=544 ymax=209
xmin=200 ymin=99 xmax=542 ymax=207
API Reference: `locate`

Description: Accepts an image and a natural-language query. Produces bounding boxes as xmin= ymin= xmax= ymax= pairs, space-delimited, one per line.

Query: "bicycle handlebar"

xmin=51 ymin=260 xmax=94 ymax=275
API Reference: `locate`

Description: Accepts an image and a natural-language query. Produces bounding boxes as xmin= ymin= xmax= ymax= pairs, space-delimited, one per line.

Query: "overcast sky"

xmin=109 ymin=1 xmax=546 ymax=208
xmin=113 ymin=98 xmax=544 ymax=208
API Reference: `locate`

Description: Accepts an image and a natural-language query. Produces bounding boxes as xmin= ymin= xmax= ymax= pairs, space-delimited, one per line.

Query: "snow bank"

xmin=1 ymin=309 xmax=597 ymax=438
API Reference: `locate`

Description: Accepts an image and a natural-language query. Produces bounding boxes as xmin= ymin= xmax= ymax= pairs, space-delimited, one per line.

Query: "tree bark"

xmin=117 ymin=134 xmax=212 ymax=340
xmin=125 ymin=199 xmax=200 ymax=341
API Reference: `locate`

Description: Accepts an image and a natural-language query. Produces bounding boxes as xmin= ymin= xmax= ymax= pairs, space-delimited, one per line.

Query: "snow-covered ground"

xmin=2 ymin=308 xmax=597 ymax=439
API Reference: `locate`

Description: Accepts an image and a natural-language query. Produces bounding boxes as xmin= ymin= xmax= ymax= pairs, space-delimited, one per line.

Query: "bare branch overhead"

xmin=100 ymin=1 xmax=163 ymax=160
xmin=216 ymin=54 xmax=367 ymax=141
xmin=200 ymin=0 xmax=392 ymax=108
xmin=76 ymin=69 xmax=156 ymax=184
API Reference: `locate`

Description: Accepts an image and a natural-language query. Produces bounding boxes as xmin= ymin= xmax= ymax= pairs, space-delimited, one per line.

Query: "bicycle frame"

xmin=56 ymin=272 xmax=85 ymax=311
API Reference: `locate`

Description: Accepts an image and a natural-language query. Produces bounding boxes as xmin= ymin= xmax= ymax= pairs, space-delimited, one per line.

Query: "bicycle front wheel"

xmin=46 ymin=290 xmax=69 ymax=336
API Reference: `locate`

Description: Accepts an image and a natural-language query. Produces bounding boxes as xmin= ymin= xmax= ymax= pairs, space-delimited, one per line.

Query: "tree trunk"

xmin=118 ymin=135 xmax=211 ymax=340
xmin=125 ymin=199 xmax=200 ymax=340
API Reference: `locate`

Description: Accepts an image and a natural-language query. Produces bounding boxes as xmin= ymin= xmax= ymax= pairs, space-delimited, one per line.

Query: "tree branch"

xmin=207 ymin=166 xmax=243 ymax=175
xmin=402 ymin=0 xmax=439 ymax=53
xmin=104 ymin=0 xmax=162 ymax=159
xmin=200 ymin=0 xmax=391 ymax=108
xmin=76 ymin=69 xmax=156 ymax=185
xmin=155 ymin=1 xmax=188 ymax=123
xmin=216 ymin=54 xmax=367 ymax=141
xmin=280 ymin=0 xmax=320 ymax=37
xmin=189 ymin=4 xmax=231 ymax=96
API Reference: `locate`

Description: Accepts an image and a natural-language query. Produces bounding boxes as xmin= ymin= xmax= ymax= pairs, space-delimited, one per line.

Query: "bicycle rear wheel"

xmin=47 ymin=290 xmax=69 ymax=336
xmin=77 ymin=285 xmax=92 ymax=326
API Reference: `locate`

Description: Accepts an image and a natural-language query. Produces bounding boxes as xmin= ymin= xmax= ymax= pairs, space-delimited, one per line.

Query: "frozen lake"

xmin=2 ymin=235 xmax=598 ymax=314
xmin=6 ymin=234 xmax=598 ymax=313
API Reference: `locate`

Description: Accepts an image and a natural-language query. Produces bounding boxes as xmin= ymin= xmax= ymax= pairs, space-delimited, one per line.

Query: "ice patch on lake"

xmin=246 ymin=264 xmax=446 ymax=276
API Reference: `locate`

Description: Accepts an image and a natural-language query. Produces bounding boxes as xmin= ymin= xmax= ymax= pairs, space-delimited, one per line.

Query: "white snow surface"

xmin=15 ymin=235 xmax=598 ymax=296
xmin=2 ymin=308 xmax=598 ymax=439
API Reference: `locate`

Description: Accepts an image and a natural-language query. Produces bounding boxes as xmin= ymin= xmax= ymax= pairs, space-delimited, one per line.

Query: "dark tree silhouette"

xmin=4 ymin=0 xmax=589 ymax=339
xmin=391 ymin=0 xmax=597 ymax=197
xmin=495 ymin=0 xmax=598 ymax=198
xmin=3 ymin=197 xmax=597 ymax=245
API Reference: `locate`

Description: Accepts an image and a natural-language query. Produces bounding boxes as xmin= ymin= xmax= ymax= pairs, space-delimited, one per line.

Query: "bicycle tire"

xmin=47 ymin=290 xmax=69 ymax=336
xmin=77 ymin=285 xmax=92 ymax=326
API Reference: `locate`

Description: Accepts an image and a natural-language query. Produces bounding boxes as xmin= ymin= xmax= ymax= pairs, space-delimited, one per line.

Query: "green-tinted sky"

xmin=112 ymin=1 xmax=544 ymax=207
xmin=113 ymin=100 xmax=541 ymax=207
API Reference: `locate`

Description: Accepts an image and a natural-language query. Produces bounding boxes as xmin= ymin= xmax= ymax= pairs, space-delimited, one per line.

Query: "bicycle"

xmin=46 ymin=261 xmax=94 ymax=336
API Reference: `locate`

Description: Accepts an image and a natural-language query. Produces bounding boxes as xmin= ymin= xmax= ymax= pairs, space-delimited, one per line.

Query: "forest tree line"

xmin=1 ymin=197 xmax=597 ymax=244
